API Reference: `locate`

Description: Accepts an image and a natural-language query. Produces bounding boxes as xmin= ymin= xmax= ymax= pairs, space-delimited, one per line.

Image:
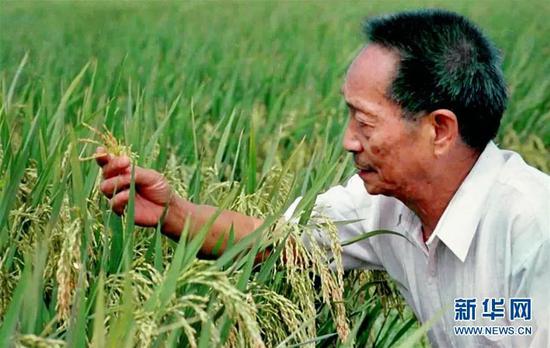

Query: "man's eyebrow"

xmin=344 ymin=99 xmax=362 ymax=111
xmin=345 ymin=99 xmax=378 ymax=118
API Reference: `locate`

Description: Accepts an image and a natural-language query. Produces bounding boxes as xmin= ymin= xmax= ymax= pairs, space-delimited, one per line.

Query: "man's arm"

xmin=161 ymin=195 xmax=264 ymax=255
xmin=510 ymin=238 xmax=550 ymax=347
xmin=95 ymin=147 xmax=264 ymax=257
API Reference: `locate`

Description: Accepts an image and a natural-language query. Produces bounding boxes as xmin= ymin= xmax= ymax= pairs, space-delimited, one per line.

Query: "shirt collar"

xmin=426 ymin=141 xmax=505 ymax=262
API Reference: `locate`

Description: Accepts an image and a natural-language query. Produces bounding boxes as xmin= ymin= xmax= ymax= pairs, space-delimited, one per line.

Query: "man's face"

xmin=342 ymin=44 xmax=431 ymax=198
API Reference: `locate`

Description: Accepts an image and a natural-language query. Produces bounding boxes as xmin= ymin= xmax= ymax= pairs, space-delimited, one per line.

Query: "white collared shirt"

xmin=284 ymin=142 xmax=550 ymax=347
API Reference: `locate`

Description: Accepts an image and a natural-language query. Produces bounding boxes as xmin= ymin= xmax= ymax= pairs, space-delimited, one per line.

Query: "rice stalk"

xmin=178 ymin=260 xmax=264 ymax=348
xmin=251 ymin=283 xmax=310 ymax=345
xmin=78 ymin=122 xmax=138 ymax=162
xmin=15 ymin=334 xmax=66 ymax=348
xmin=55 ymin=216 xmax=82 ymax=322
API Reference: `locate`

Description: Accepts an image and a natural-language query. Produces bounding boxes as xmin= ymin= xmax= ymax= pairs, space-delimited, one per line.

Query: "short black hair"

xmin=363 ymin=9 xmax=508 ymax=150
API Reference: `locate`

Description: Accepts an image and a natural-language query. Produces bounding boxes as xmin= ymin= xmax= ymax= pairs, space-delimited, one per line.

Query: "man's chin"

xmin=362 ymin=181 xmax=383 ymax=195
xmin=363 ymin=181 xmax=391 ymax=196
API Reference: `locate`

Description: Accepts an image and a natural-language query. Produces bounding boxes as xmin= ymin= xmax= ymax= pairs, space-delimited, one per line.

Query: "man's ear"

xmin=426 ymin=109 xmax=459 ymax=156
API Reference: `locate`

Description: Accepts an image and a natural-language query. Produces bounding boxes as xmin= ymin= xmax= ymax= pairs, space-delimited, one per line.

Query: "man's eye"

xmin=356 ymin=115 xmax=374 ymax=127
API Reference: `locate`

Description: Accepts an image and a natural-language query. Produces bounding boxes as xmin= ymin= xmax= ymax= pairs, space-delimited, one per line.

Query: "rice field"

xmin=0 ymin=1 xmax=548 ymax=347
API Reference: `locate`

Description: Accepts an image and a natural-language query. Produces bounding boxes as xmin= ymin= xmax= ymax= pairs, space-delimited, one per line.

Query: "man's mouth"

xmin=356 ymin=164 xmax=377 ymax=173
xmin=356 ymin=164 xmax=378 ymax=181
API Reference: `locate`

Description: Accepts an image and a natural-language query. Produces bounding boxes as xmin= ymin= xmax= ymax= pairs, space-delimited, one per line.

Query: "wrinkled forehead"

xmin=342 ymin=44 xmax=400 ymax=99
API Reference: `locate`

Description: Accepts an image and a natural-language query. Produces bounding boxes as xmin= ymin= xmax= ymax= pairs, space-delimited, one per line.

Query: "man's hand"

xmin=95 ymin=147 xmax=173 ymax=228
xmin=95 ymin=146 xmax=265 ymax=256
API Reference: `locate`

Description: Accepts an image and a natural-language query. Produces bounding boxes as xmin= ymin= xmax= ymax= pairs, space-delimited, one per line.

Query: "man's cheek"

xmin=369 ymin=139 xmax=392 ymax=159
xmin=370 ymin=144 xmax=381 ymax=156
xmin=378 ymin=164 xmax=401 ymax=186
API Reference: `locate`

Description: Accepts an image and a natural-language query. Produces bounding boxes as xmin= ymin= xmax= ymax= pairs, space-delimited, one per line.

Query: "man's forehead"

xmin=342 ymin=45 xmax=398 ymax=99
xmin=348 ymin=46 xmax=398 ymax=80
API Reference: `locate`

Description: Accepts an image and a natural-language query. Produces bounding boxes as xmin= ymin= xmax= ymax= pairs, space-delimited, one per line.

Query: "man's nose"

xmin=342 ymin=123 xmax=363 ymax=153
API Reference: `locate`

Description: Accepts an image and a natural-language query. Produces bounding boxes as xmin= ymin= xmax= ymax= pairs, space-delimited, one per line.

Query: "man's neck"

xmin=404 ymin=149 xmax=481 ymax=243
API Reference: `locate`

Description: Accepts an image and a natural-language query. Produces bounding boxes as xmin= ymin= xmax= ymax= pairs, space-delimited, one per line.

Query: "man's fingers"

xmin=102 ymin=155 xmax=131 ymax=179
xmin=101 ymin=167 xmax=161 ymax=193
xmin=95 ymin=147 xmax=111 ymax=167
xmin=99 ymin=167 xmax=163 ymax=198
xmin=100 ymin=174 xmax=132 ymax=198
xmin=135 ymin=167 xmax=164 ymax=186
xmin=110 ymin=190 xmax=130 ymax=215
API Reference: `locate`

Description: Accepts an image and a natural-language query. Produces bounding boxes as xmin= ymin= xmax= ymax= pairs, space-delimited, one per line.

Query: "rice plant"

xmin=1 ymin=0 xmax=548 ymax=347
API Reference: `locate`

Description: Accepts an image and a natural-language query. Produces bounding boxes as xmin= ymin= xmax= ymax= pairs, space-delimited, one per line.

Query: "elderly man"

xmin=96 ymin=9 xmax=549 ymax=347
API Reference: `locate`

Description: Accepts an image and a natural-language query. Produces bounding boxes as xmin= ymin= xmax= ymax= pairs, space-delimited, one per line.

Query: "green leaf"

xmin=246 ymin=117 xmax=257 ymax=194
xmin=6 ymin=52 xmax=29 ymax=113
xmin=188 ymin=160 xmax=202 ymax=203
xmin=394 ymin=308 xmax=445 ymax=348
xmin=341 ymin=230 xmax=410 ymax=247
xmin=91 ymin=273 xmax=106 ymax=348
xmin=0 ymin=111 xmax=39 ymax=248
xmin=214 ymin=108 xmax=237 ymax=174
xmin=0 ymin=257 xmax=31 ymax=346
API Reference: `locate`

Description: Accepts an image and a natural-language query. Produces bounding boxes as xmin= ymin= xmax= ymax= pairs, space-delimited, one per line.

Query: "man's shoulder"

xmin=486 ymin=149 xmax=550 ymax=255
xmin=496 ymin=148 xmax=549 ymax=196
xmin=491 ymin=149 xmax=549 ymax=220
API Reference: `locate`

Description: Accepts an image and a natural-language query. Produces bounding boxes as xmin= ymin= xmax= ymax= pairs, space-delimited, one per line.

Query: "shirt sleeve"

xmin=510 ymin=238 xmax=550 ymax=348
xmin=282 ymin=175 xmax=384 ymax=271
